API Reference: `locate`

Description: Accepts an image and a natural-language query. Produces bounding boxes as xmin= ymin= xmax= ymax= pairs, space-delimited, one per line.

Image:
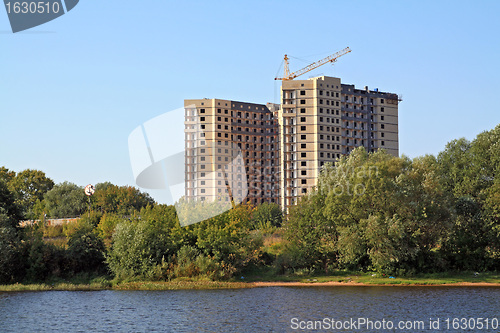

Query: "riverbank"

xmin=1 ymin=272 xmax=500 ymax=291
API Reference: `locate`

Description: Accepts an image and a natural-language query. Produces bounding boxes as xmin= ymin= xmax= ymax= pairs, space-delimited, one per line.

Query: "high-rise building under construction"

xmin=184 ymin=75 xmax=399 ymax=210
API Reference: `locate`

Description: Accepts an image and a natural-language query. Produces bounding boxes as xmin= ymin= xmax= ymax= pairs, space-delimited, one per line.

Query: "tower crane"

xmin=275 ymin=47 xmax=351 ymax=81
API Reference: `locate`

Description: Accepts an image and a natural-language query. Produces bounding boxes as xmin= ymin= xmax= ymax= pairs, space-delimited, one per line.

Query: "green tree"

xmin=93 ymin=182 xmax=155 ymax=215
xmin=9 ymin=169 xmax=54 ymax=219
xmin=96 ymin=213 xmax=123 ymax=240
xmin=0 ymin=167 xmax=15 ymax=183
xmin=44 ymin=182 xmax=87 ymax=218
xmin=0 ymin=226 xmax=22 ymax=283
xmin=66 ymin=226 xmax=106 ymax=274
xmin=285 ymin=147 xmax=452 ymax=274
xmin=106 ymin=205 xmax=179 ymax=280
xmin=251 ymin=202 xmax=283 ymax=229
xmin=0 ymin=180 xmax=21 ymax=228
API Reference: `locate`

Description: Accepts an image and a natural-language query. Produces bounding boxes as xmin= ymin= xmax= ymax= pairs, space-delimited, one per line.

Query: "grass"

xmin=1 ymin=271 xmax=499 ymax=292
xmin=241 ymin=267 xmax=500 ymax=285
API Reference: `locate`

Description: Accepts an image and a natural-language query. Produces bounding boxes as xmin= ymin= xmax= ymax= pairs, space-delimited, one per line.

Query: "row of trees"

xmin=0 ymin=168 xmax=156 ymax=221
xmin=0 ymin=169 xmax=282 ymax=283
xmin=282 ymin=124 xmax=500 ymax=274
xmin=0 ymin=124 xmax=498 ymax=283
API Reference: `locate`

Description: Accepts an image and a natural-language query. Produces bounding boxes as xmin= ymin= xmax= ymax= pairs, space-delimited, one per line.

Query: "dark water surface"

xmin=1 ymin=286 xmax=499 ymax=332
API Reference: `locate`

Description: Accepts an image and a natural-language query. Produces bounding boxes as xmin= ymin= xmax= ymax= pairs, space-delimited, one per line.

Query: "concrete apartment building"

xmin=184 ymin=99 xmax=280 ymax=207
xmin=184 ymin=76 xmax=399 ymax=210
xmin=278 ymin=76 xmax=399 ymax=208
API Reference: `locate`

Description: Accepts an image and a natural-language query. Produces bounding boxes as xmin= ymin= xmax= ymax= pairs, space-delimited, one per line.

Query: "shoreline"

xmin=2 ymin=280 xmax=500 ymax=292
xmin=249 ymin=281 xmax=500 ymax=287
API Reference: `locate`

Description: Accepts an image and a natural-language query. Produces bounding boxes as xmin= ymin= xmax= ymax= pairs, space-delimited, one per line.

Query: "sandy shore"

xmin=249 ymin=281 xmax=500 ymax=287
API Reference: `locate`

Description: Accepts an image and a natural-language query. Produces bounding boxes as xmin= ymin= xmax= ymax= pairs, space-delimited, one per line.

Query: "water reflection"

xmin=0 ymin=287 xmax=499 ymax=332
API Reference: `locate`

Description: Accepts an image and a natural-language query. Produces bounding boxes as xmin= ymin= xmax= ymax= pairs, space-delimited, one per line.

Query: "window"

xmin=301 ymin=152 xmax=306 ymax=158
xmin=381 ymin=132 xmax=385 ymax=137
xmin=319 ymin=90 xmax=323 ymax=95
xmin=381 ymin=107 xmax=385 ymax=112
xmin=301 ymin=126 xmax=306 ymax=131
xmin=200 ymin=117 xmax=205 ymax=121
xmin=301 ymin=143 xmax=306 ymax=149
xmin=300 ymin=100 xmax=306 ymax=104
xmin=301 ymin=134 xmax=306 ymax=140
xmin=301 ymin=170 xmax=307 ymax=175
xmin=200 ymin=109 xmax=205 ymax=113
xmin=300 ymin=108 xmax=306 ymax=113
xmin=201 ymin=181 xmax=205 ymax=185
xmin=300 ymin=90 xmax=306 ymax=95
xmin=301 ymin=161 xmax=306 ymax=166
xmin=301 ymin=179 xmax=307 ymax=185
xmin=381 ymin=116 xmax=385 ymax=121
xmin=300 ymin=117 xmax=306 ymax=122
xmin=380 ymin=99 xmax=384 ymax=104
xmin=381 ymin=141 xmax=385 ymax=146
xmin=381 ymin=124 xmax=385 ymax=129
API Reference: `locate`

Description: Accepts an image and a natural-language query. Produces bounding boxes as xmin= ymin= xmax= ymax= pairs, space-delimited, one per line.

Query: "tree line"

xmin=283 ymin=124 xmax=500 ymax=274
xmin=0 ymin=124 xmax=498 ymax=284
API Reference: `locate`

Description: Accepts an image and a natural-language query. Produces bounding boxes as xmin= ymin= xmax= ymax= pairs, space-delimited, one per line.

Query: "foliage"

xmin=285 ymin=147 xmax=453 ymax=275
xmin=8 ymin=169 xmax=54 ymax=219
xmin=66 ymin=227 xmax=106 ymax=274
xmin=106 ymin=206 xmax=178 ymax=280
xmin=96 ymin=213 xmax=123 ymax=239
xmin=92 ymin=182 xmax=155 ymax=216
xmin=0 ymin=226 xmax=22 ymax=283
xmin=44 ymin=182 xmax=87 ymax=218
xmin=0 ymin=179 xmax=21 ymax=228
xmin=251 ymin=202 xmax=283 ymax=230
xmin=0 ymin=123 xmax=499 ymax=283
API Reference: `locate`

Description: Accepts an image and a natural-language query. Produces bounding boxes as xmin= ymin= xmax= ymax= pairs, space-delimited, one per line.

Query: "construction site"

xmin=184 ymin=48 xmax=401 ymax=211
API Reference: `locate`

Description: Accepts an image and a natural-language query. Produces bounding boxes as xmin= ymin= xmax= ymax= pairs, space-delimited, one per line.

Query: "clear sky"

xmin=1 ymin=1 xmax=499 ymax=203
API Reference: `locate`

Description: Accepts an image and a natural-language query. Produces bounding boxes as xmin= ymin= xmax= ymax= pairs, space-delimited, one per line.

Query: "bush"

xmin=106 ymin=217 xmax=176 ymax=280
xmin=66 ymin=228 xmax=106 ymax=274
xmin=0 ymin=226 xmax=21 ymax=283
xmin=96 ymin=213 xmax=122 ymax=239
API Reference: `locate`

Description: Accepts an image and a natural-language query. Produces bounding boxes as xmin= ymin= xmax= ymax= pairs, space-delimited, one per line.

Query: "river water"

xmin=1 ymin=286 xmax=499 ymax=332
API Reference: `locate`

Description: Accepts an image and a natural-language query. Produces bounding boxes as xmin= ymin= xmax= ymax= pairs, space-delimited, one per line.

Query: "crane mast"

xmin=275 ymin=47 xmax=351 ymax=81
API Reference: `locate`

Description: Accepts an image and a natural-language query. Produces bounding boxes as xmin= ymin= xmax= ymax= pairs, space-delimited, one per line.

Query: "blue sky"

xmin=1 ymin=1 xmax=499 ymax=202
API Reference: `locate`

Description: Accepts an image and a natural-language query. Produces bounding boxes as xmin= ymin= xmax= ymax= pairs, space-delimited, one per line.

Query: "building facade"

xmin=184 ymin=76 xmax=399 ymax=210
xmin=278 ymin=76 xmax=399 ymax=208
xmin=184 ymin=99 xmax=280 ymax=207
